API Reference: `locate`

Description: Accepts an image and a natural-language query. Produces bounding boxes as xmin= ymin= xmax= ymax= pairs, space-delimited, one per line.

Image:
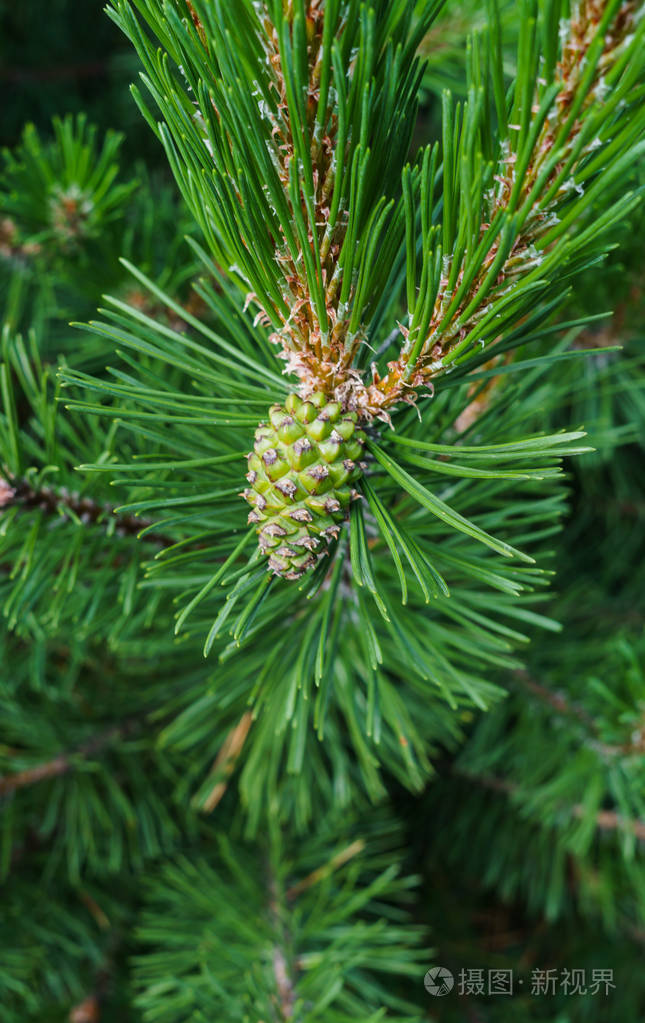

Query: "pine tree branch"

xmin=591 ymin=808 xmax=645 ymax=841
xmin=286 ymin=838 xmax=365 ymax=899
xmin=69 ymin=893 xmax=122 ymax=1023
xmin=364 ymin=0 xmax=641 ymax=413
xmin=268 ymin=861 xmax=297 ymax=1021
xmin=0 ymin=720 xmax=140 ymax=797
xmin=2 ymin=477 xmax=175 ymax=547
xmin=513 ymin=671 xmax=645 ymax=757
xmin=456 ymin=768 xmax=645 ymax=840
xmin=237 ymin=2 xmax=366 ymax=401
xmin=514 ymin=671 xmax=598 ymax=729
xmin=112 ymin=0 xmax=429 ymax=419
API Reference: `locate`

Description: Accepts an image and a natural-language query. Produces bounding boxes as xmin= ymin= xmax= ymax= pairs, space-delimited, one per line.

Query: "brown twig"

xmin=69 ymin=893 xmax=123 ymax=1023
xmin=0 ymin=720 xmax=140 ymax=797
xmin=268 ymin=863 xmax=297 ymax=1020
xmin=456 ymin=768 xmax=645 ymax=841
xmin=2 ymin=477 xmax=175 ymax=548
xmin=513 ymin=671 xmax=645 ymax=757
xmin=585 ymin=808 xmax=645 ymax=841
xmin=513 ymin=672 xmax=597 ymax=730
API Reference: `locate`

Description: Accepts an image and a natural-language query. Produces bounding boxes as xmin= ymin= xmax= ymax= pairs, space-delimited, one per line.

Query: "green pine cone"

xmin=244 ymin=393 xmax=367 ymax=580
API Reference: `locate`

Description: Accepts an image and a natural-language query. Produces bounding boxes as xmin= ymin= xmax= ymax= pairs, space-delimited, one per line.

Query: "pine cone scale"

xmin=244 ymin=392 xmax=366 ymax=579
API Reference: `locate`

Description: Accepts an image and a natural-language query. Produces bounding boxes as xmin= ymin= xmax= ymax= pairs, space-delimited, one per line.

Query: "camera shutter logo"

xmin=424 ymin=966 xmax=454 ymax=996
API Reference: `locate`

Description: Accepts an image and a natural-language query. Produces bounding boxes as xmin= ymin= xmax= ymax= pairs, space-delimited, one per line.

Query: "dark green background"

xmin=1 ymin=1 xmax=155 ymax=160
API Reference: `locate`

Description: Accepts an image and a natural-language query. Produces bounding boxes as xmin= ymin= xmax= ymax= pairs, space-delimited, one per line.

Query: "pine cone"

xmin=244 ymin=393 xmax=366 ymax=579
